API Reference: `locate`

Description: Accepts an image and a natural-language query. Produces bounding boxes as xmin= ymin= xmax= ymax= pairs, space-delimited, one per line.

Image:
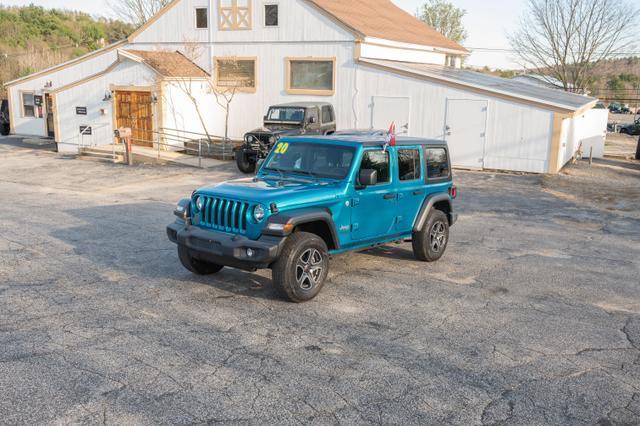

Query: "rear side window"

xmin=360 ymin=150 xmax=390 ymax=184
xmin=398 ymin=149 xmax=421 ymax=181
xmin=425 ymin=148 xmax=450 ymax=179
xmin=321 ymin=105 xmax=334 ymax=123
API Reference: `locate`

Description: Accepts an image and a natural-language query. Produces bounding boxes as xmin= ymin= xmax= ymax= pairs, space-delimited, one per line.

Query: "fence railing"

xmin=115 ymin=127 xmax=241 ymax=168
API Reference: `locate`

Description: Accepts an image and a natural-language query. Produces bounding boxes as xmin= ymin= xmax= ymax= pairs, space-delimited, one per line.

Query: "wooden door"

xmin=114 ymin=91 xmax=153 ymax=147
xmin=45 ymin=94 xmax=55 ymax=138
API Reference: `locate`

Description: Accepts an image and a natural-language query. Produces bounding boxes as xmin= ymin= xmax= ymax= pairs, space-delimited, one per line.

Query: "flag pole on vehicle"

xmin=384 ymin=121 xmax=396 ymax=151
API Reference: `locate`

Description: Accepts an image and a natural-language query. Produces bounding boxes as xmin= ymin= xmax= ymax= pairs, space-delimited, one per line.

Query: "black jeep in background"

xmin=1 ymin=100 xmax=10 ymax=136
xmin=235 ymin=102 xmax=336 ymax=173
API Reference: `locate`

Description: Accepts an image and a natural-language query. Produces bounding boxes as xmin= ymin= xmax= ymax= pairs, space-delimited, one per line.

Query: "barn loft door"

xmin=445 ymin=99 xmax=488 ymax=169
xmin=114 ymin=91 xmax=153 ymax=147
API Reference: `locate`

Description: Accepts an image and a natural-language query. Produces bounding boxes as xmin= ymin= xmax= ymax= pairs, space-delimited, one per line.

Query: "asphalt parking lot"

xmin=1 ymin=138 xmax=639 ymax=425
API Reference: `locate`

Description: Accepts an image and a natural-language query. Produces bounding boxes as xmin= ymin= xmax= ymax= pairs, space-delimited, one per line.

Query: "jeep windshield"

xmin=263 ymin=142 xmax=356 ymax=180
xmin=267 ymin=107 xmax=306 ymax=123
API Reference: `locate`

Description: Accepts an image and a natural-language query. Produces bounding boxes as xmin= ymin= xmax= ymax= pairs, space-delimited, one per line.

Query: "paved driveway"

xmin=1 ymin=140 xmax=639 ymax=425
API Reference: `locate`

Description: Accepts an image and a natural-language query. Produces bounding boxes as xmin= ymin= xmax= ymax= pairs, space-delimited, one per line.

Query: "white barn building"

xmin=4 ymin=0 xmax=601 ymax=174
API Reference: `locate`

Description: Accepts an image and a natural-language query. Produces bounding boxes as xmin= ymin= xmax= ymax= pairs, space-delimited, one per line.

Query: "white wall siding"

xmin=359 ymin=43 xmax=447 ymax=65
xmin=54 ymin=61 xmax=159 ymax=152
xmin=206 ymin=42 xmax=356 ymax=139
xmin=8 ymin=47 xmax=120 ymax=137
xmin=484 ymin=100 xmax=552 ymax=173
xmin=132 ymin=0 xmax=210 ymax=44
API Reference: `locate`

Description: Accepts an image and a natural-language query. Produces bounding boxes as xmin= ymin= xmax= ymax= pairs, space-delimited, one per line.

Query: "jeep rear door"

xmin=350 ymin=149 xmax=397 ymax=242
xmin=395 ymin=146 xmax=425 ymax=233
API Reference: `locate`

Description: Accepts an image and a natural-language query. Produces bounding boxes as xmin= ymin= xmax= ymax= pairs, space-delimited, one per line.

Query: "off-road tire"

xmin=235 ymin=151 xmax=256 ymax=174
xmin=620 ymin=128 xmax=630 ymax=135
xmin=178 ymin=245 xmax=224 ymax=275
xmin=412 ymin=209 xmax=449 ymax=262
xmin=272 ymin=232 xmax=329 ymax=303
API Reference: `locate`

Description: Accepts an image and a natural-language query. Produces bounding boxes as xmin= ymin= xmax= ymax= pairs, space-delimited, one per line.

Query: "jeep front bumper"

xmin=167 ymin=223 xmax=286 ymax=270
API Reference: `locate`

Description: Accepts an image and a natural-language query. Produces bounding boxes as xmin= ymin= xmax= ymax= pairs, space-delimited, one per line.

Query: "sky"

xmin=0 ymin=0 xmax=527 ymax=69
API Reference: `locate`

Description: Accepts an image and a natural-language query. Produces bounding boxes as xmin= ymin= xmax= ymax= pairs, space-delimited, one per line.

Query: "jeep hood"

xmin=251 ymin=123 xmax=302 ymax=134
xmin=197 ymin=177 xmax=341 ymax=209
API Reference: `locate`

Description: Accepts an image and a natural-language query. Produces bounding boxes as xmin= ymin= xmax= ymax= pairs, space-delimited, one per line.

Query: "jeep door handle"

xmin=412 ymin=190 xmax=424 ymax=196
xmin=383 ymin=193 xmax=396 ymax=200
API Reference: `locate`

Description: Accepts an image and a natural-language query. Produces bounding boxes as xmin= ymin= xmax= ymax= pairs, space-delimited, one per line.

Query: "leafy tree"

xmin=416 ymin=0 xmax=468 ymax=44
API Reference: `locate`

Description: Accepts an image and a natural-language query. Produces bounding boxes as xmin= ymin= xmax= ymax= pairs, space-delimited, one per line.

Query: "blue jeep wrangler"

xmin=167 ymin=135 xmax=457 ymax=302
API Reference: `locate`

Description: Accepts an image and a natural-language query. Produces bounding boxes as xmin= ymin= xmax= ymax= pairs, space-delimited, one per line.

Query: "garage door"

xmin=445 ymin=99 xmax=488 ymax=169
xmin=372 ymin=96 xmax=410 ymax=135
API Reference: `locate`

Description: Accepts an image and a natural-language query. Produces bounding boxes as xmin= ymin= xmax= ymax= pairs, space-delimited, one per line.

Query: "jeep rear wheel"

xmin=236 ymin=151 xmax=256 ymax=174
xmin=272 ymin=232 xmax=329 ymax=303
xmin=178 ymin=245 xmax=224 ymax=275
xmin=412 ymin=209 xmax=449 ymax=262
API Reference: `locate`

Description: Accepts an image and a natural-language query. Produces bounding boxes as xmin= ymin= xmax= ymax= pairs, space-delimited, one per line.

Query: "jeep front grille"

xmin=198 ymin=196 xmax=249 ymax=234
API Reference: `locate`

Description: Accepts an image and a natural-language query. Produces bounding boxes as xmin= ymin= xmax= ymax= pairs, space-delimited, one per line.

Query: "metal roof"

xmin=361 ymin=59 xmax=597 ymax=113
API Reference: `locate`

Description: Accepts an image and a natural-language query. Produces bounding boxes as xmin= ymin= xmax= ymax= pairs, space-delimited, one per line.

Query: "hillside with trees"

xmin=0 ymin=5 xmax=134 ymax=97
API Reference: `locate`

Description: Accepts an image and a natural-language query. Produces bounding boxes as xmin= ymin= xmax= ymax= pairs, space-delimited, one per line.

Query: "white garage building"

xmin=4 ymin=0 xmax=601 ymax=174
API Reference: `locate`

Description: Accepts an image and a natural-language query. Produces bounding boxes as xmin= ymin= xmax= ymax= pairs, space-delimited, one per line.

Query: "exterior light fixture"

xmin=102 ymin=91 xmax=112 ymax=102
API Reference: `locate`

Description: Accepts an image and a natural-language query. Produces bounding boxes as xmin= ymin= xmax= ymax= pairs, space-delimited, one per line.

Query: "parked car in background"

xmin=609 ymin=103 xmax=622 ymax=114
xmin=619 ymin=118 xmax=640 ymax=136
xmin=235 ymin=102 xmax=336 ymax=173
xmin=168 ymin=134 xmax=457 ymax=302
xmin=1 ymin=100 xmax=9 ymax=136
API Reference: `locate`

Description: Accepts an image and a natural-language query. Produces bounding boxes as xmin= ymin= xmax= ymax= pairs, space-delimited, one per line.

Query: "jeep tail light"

xmin=449 ymin=186 xmax=457 ymax=199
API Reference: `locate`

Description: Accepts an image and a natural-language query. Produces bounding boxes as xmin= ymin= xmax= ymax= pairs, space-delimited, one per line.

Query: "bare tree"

xmin=108 ymin=0 xmax=172 ymax=26
xmin=172 ymin=42 xmax=239 ymax=143
xmin=509 ymin=0 xmax=639 ymax=92
xmin=416 ymin=0 xmax=468 ymax=44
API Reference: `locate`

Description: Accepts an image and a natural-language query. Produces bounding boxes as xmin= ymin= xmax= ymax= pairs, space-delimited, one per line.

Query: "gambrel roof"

xmin=308 ymin=0 xmax=468 ymax=53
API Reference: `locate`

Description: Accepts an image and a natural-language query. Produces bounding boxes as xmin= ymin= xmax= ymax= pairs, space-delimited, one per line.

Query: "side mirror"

xmin=308 ymin=116 xmax=317 ymax=125
xmin=263 ymin=115 xmax=268 ymax=121
xmin=358 ymin=169 xmax=378 ymax=187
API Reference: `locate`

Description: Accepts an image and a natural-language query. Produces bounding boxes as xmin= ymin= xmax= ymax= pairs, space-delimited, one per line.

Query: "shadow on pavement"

xmin=49 ymin=201 xmax=281 ymax=301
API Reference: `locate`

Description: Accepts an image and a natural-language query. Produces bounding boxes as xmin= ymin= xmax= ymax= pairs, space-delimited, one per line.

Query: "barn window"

xmin=195 ymin=7 xmax=208 ymax=29
xmin=215 ymin=58 xmax=256 ymax=91
xmin=21 ymin=92 xmax=35 ymax=117
xmin=287 ymin=58 xmax=335 ymax=96
xmin=264 ymin=4 xmax=278 ymax=26
xmin=218 ymin=0 xmax=252 ymax=30
xmin=398 ymin=149 xmax=421 ymax=181
xmin=425 ymin=148 xmax=450 ymax=179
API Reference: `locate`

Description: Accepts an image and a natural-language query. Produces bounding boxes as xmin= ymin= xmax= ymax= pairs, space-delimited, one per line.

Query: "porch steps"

xmin=79 ymin=147 xmax=124 ymax=163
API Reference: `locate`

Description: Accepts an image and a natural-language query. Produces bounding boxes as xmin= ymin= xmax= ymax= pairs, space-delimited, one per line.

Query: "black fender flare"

xmin=413 ymin=193 xmax=453 ymax=233
xmin=264 ymin=208 xmax=340 ymax=249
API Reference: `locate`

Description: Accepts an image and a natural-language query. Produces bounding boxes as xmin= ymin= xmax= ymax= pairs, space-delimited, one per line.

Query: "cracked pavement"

xmin=1 ymin=138 xmax=639 ymax=425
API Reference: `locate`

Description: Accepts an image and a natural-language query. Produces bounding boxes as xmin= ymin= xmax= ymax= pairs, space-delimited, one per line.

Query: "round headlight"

xmin=269 ymin=136 xmax=276 ymax=143
xmin=253 ymin=205 xmax=265 ymax=222
xmin=195 ymin=196 xmax=204 ymax=211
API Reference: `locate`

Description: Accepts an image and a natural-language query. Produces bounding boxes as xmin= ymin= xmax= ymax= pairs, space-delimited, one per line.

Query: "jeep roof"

xmin=283 ymin=135 xmax=447 ymax=147
xmin=270 ymin=102 xmax=333 ymax=108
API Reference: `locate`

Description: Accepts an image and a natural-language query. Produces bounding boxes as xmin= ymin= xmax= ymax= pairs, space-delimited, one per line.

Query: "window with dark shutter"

xmin=265 ymin=4 xmax=278 ymax=26
xmin=195 ymin=8 xmax=208 ymax=29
